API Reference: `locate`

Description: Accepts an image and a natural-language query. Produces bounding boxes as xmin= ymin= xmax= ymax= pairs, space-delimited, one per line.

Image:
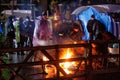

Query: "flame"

xmin=91 ymin=43 xmax=98 ymax=55
xmin=60 ymin=48 xmax=74 ymax=59
xmin=43 ymin=48 xmax=80 ymax=76
xmin=43 ymin=56 xmax=49 ymax=61
xmin=60 ymin=48 xmax=77 ymax=74
xmin=73 ymin=41 xmax=77 ymax=44
xmin=60 ymin=48 xmax=71 ymax=74
xmin=53 ymin=13 xmax=59 ymax=20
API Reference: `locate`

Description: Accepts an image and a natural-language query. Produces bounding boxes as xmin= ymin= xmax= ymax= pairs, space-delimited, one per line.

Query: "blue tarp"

xmin=110 ymin=21 xmax=120 ymax=40
xmin=0 ymin=24 xmax=3 ymax=34
xmin=75 ymin=7 xmax=111 ymax=40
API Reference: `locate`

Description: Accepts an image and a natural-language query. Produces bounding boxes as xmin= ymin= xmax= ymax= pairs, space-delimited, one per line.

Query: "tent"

xmin=1 ymin=10 xmax=31 ymax=17
xmin=71 ymin=4 xmax=120 ymax=40
xmin=72 ymin=4 xmax=120 ymax=14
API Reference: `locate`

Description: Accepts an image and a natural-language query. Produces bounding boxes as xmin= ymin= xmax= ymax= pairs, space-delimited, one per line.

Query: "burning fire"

xmin=41 ymin=44 xmax=102 ymax=78
xmin=43 ymin=56 xmax=57 ymax=78
xmin=43 ymin=48 xmax=81 ymax=77
xmin=53 ymin=12 xmax=59 ymax=20
xmin=59 ymin=48 xmax=78 ymax=74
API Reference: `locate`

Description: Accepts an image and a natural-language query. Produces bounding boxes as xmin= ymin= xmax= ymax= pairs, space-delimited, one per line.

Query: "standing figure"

xmin=5 ymin=16 xmax=15 ymax=38
xmin=87 ymin=15 xmax=106 ymax=40
xmin=4 ymin=16 xmax=15 ymax=48
xmin=38 ymin=12 xmax=52 ymax=41
xmin=50 ymin=0 xmax=58 ymax=15
xmin=13 ymin=17 xmax=26 ymax=55
xmin=13 ymin=18 xmax=21 ymax=49
xmin=23 ymin=16 xmax=32 ymax=47
xmin=95 ymin=31 xmax=117 ymax=67
xmin=33 ymin=11 xmax=52 ymax=46
xmin=25 ymin=18 xmax=35 ymax=47
xmin=33 ymin=11 xmax=52 ymax=59
xmin=19 ymin=17 xmax=27 ymax=55
xmin=33 ymin=11 xmax=53 ymax=73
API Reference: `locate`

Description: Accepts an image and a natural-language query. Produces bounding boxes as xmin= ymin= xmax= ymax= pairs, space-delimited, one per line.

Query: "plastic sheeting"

xmin=0 ymin=24 xmax=3 ymax=34
xmin=110 ymin=22 xmax=120 ymax=40
xmin=74 ymin=7 xmax=111 ymax=40
xmin=72 ymin=4 xmax=120 ymax=14
xmin=1 ymin=10 xmax=31 ymax=17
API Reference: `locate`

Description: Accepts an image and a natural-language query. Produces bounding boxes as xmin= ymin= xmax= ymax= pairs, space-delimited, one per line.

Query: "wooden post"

xmin=87 ymin=40 xmax=93 ymax=80
xmin=55 ymin=45 xmax=60 ymax=79
xmin=0 ymin=61 xmax=1 ymax=80
xmin=11 ymin=0 xmax=14 ymax=16
xmin=118 ymin=42 xmax=120 ymax=68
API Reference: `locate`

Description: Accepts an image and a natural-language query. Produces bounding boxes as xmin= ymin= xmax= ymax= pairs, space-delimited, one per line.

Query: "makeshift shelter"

xmin=1 ymin=10 xmax=31 ymax=18
xmin=71 ymin=4 xmax=120 ymax=40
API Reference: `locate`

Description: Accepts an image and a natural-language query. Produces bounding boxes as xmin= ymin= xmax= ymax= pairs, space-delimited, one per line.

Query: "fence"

xmin=0 ymin=40 xmax=120 ymax=80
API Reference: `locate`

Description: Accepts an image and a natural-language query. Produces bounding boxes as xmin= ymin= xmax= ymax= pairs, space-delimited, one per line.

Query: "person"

xmin=33 ymin=11 xmax=52 ymax=46
xmin=13 ymin=17 xmax=27 ymax=55
xmin=23 ymin=16 xmax=32 ymax=47
xmin=13 ymin=18 xmax=21 ymax=49
xmin=4 ymin=16 xmax=15 ymax=48
xmin=33 ymin=11 xmax=53 ymax=73
xmin=50 ymin=0 xmax=58 ymax=15
xmin=25 ymin=17 xmax=35 ymax=47
xmin=69 ymin=21 xmax=84 ymax=42
xmin=19 ymin=17 xmax=27 ymax=55
xmin=95 ymin=31 xmax=118 ymax=67
xmin=6 ymin=28 xmax=15 ymax=49
xmin=87 ymin=15 xmax=106 ymax=40
xmin=5 ymin=16 xmax=15 ymax=36
xmin=33 ymin=11 xmax=52 ymax=59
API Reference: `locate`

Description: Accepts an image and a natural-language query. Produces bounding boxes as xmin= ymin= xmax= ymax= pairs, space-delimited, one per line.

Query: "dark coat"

xmin=87 ymin=19 xmax=106 ymax=36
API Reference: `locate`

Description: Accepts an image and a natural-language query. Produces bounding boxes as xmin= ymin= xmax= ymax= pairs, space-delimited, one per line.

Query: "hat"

xmin=73 ymin=23 xmax=79 ymax=29
xmin=91 ymin=15 xmax=95 ymax=18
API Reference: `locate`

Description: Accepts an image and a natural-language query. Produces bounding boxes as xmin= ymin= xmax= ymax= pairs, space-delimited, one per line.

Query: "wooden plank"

xmin=91 ymin=68 xmax=120 ymax=74
xmin=40 ymin=49 xmax=54 ymax=60
xmin=0 ymin=43 xmax=88 ymax=53
xmin=1 ymin=57 xmax=86 ymax=68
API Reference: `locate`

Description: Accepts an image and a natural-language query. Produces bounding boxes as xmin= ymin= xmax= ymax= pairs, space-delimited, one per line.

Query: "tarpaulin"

xmin=0 ymin=24 xmax=3 ymax=34
xmin=111 ymin=22 xmax=120 ymax=40
xmin=74 ymin=7 xmax=110 ymax=40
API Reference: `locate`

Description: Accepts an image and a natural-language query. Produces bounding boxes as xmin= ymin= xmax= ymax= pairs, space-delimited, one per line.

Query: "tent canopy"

xmin=72 ymin=4 xmax=120 ymax=15
xmin=1 ymin=10 xmax=31 ymax=17
xmin=71 ymin=4 xmax=120 ymax=40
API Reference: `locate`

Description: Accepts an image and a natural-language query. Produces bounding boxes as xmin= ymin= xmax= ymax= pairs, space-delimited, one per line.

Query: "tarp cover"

xmin=0 ymin=24 xmax=3 ymax=34
xmin=73 ymin=7 xmax=110 ymax=40
xmin=1 ymin=10 xmax=31 ymax=17
xmin=72 ymin=4 xmax=120 ymax=40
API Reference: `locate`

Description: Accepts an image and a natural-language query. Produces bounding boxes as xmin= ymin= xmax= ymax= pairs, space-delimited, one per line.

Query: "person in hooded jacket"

xmin=87 ymin=15 xmax=106 ymax=40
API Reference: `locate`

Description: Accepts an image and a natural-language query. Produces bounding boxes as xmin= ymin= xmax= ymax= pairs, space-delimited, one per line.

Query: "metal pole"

xmin=11 ymin=0 xmax=14 ymax=16
xmin=30 ymin=0 xmax=32 ymax=17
